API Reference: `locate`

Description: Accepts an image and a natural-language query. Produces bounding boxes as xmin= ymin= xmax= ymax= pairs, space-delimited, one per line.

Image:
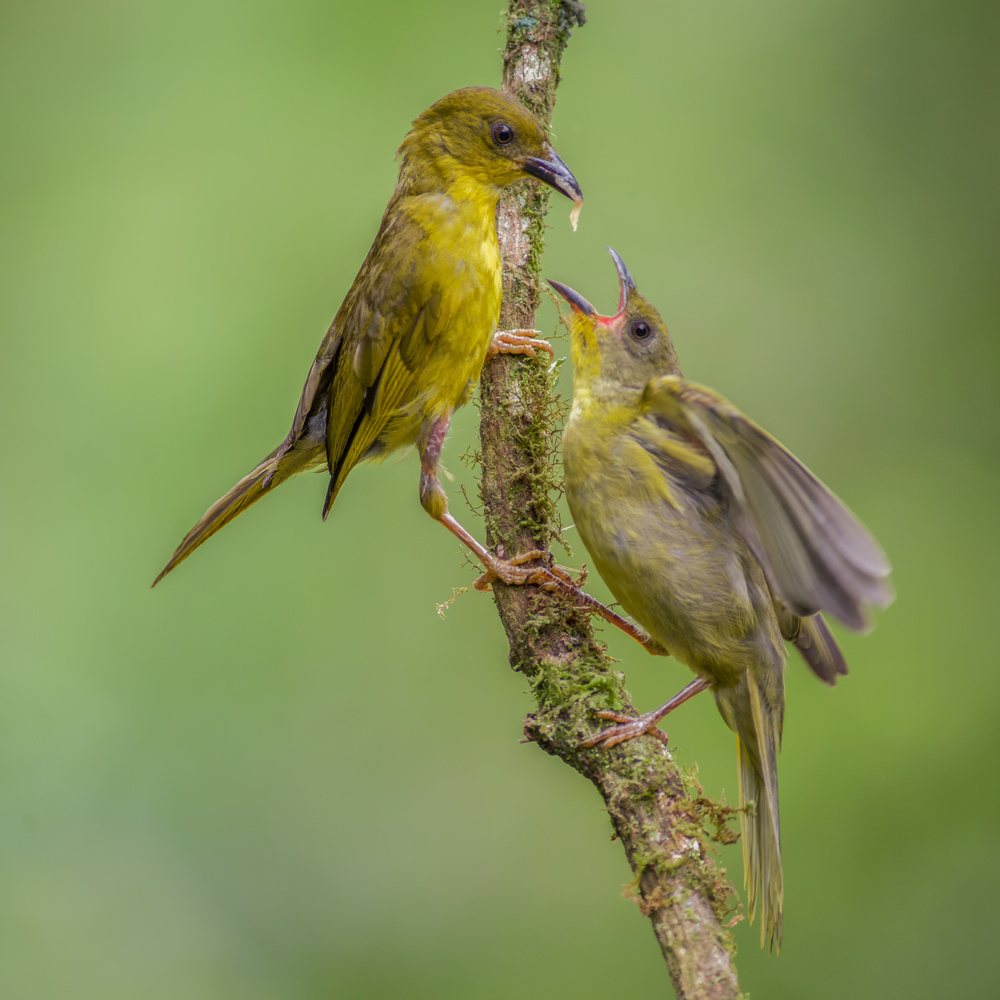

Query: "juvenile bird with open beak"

xmin=551 ymin=250 xmax=892 ymax=951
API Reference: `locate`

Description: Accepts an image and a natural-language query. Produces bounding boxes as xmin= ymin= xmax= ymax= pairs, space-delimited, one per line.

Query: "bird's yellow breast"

xmin=381 ymin=185 xmax=502 ymax=450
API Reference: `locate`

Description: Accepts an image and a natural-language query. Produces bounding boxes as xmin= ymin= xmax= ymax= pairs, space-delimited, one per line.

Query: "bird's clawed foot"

xmin=580 ymin=709 xmax=671 ymax=749
xmin=488 ymin=329 xmax=554 ymax=361
xmin=580 ymin=677 xmax=711 ymax=750
xmin=472 ymin=546 xmax=576 ymax=592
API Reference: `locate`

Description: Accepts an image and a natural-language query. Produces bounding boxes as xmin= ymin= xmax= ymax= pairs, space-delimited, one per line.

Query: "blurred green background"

xmin=2 ymin=1 xmax=997 ymax=996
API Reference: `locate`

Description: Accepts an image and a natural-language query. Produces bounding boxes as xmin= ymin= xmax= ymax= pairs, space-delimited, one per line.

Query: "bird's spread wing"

xmin=641 ymin=374 xmax=893 ymax=631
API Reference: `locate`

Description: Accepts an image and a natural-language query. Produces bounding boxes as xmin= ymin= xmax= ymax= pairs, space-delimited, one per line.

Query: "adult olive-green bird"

xmin=153 ymin=87 xmax=582 ymax=587
xmin=551 ymin=249 xmax=892 ymax=951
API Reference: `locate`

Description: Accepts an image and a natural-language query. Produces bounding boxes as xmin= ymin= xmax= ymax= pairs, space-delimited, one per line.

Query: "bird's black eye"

xmin=630 ymin=320 xmax=652 ymax=341
xmin=491 ymin=122 xmax=514 ymax=145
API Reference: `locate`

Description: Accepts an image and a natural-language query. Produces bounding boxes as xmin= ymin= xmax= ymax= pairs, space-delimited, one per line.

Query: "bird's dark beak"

xmin=607 ymin=247 xmax=636 ymax=312
xmin=520 ymin=144 xmax=583 ymax=204
xmin=548 ymin=279 xmax=596 ymax=317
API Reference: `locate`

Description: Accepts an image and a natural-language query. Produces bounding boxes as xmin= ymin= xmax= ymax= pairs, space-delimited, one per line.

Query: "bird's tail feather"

xmin=152 ymin=444 xmax=308 ymax=586
xmin=792 ymin=612 xmax=848 ymax=685
xmin=739 ymin=678 xmax=784 ymax=952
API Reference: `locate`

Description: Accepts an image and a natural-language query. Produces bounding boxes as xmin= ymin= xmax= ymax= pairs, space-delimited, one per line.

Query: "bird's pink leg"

xmin=530 ymin=569 xmax=670 ymax=655
xmin=419 ymin=414 xmax=554 ymax=587
xmin=580 ymin=677 xmax=711 ymax=749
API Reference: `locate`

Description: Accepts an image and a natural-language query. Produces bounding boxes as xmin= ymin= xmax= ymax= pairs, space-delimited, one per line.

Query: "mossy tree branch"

xmin=476 ymin=3 xmax=745 ymax=997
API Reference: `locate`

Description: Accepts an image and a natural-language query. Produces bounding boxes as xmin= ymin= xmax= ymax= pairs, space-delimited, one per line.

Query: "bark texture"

xmin=476 ymin=3 xmax=746 ymax=997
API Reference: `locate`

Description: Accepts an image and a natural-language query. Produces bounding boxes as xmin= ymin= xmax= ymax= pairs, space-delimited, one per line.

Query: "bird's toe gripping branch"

xmin=487 ymin=328 xmax=554 ymax=361
xmin=582 ymin=709 xmax=673 ymax=749
xmin=470 ymin=546 xmax=568 ymax=592
xmin=579 ymin=677 xmax=711 ymax=750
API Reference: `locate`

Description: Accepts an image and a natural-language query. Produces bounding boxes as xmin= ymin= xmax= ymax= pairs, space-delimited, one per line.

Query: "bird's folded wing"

xmin=271 ymin=205 xmax=432 ymax=467
xmin=326 ymin=294 xmax=445 ymax=489
xmin=642 ymin=374 xmax=893 ymax=631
